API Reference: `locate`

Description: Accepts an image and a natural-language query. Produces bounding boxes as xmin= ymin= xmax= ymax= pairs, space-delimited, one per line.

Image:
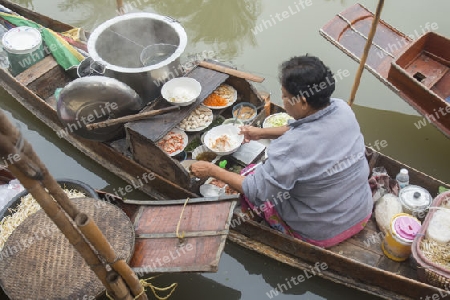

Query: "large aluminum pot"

xmin=87 ymin=13 xmax=187 ymax=104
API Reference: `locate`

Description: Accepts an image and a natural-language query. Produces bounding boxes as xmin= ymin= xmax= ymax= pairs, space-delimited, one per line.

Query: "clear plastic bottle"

xmin=396 ymin=168 xmax=409 ymax=189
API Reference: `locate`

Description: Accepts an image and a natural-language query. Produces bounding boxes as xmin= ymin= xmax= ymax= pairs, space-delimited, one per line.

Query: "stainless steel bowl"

xmin=56 ymin=76 xmax=144 ymax=142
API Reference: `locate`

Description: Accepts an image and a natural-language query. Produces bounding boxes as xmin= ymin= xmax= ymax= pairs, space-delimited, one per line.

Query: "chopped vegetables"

xmin=263 ymin=113 xmax=294 ymax=128
xmin=0 ymin=189 xmax=86 ymax=251
xmin=203 ymin=84 xmax=237 ymax=107
xmin=203 ymin=93 xmax=228 ymax=107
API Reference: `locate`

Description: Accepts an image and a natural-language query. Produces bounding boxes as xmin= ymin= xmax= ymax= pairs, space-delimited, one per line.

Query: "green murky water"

xmin=1 ymin=0 xmax=449 ymax=299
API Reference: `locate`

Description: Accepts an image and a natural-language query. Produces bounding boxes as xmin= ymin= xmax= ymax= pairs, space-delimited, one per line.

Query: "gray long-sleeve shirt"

xmin=242 ymin=98 xmax=373 ymax=241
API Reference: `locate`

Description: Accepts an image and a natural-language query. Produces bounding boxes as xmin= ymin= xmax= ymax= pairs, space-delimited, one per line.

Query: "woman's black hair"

xmin=280 ymin=55 xmax=335 ymax=109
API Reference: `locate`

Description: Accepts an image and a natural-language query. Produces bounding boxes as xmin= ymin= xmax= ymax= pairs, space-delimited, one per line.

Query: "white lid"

xmin=400 ymin=168 xmax=408 ymax=175
xmin=2 ymin=26 xmax=42 ymax=54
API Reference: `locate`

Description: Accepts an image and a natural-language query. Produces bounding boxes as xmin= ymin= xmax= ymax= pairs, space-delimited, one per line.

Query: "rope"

xmin=105 ymin=276 xmax=178 ymax=300
xmin=175 ymin=197 xmax=190 ymax=243
xmin=140 ymin=277 xmax=178 ymax=300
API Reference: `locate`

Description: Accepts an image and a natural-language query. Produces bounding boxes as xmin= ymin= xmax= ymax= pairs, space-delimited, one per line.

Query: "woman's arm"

xmin=190 ymin=161 xmax=245 ymax=193
xmin=240 ymin=125 xmax=289 ymax=142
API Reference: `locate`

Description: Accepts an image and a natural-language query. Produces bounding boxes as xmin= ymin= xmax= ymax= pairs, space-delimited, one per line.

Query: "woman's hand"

xmin=239 ymin=125 xmax=262 ymax=143
xmin=190 ymin=161 xmax=215 ymax=178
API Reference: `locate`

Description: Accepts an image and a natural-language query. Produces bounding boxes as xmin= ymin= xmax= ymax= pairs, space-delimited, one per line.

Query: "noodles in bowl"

xmin=204 ymin=124 xmax=244 ymax=155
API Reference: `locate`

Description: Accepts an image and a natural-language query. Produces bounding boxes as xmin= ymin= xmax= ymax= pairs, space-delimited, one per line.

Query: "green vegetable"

xmin=439 ymin=186 xmax=449 ymax=194
xmin=265 ymin=113 xmax=293 ymax=127
xmin=185 ymin=137 xmax=202 ymax=152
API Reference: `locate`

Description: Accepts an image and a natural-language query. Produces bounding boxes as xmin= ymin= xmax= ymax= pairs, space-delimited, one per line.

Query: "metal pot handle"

xmin=164 ymin=16 xmax=179 ymax=23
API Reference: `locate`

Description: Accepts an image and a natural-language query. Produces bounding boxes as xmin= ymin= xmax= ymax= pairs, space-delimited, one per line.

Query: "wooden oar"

xmin=122 ymin=194 xmax=240 ymax=206
xmin=348 ymin=0 xmax=385 ymax=106
xmin=199 ymin=61 xmax=265 ymax=83
xmin=86 ymin=106 xmax=180 ymax=130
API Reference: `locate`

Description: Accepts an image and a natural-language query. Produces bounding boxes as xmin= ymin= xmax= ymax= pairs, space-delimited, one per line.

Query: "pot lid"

xmin=399 ymin=185 xmax=432 ymax=210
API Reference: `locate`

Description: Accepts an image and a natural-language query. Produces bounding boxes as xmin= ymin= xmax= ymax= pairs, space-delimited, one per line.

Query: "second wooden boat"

xmin=320 ymin=3 xmax=450 ymax=138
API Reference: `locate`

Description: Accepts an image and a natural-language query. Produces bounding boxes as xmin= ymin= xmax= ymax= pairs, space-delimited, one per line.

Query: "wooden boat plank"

xmin=231 ymin=215 xmax=448 ymax=299
xmin=320 ymin=3 xmax=411 ymax=79
xmin=129 ymin=236 xmax=225 ymax=273
xmin=134 ymin=201 xmax=235 ymax=234
xmin=0 ymin=0 xmax=74 ymax=32
xmin=342 ymin=221 xmax=385 ymax=256
xmin=376 ymin=255 xmax=402 ymax=274
xmin=403 ymin=53 xmax=448 ymax=88
xmin=16 ymin=56 xmax=60 ymax=87
xmin=329 ymin=240 xmax=380 ymax=267
xmin=126 ymin=67 xmax=229 ymax=143
xmin=126 ymin=128 xmax=192 ymax=188
xmin=228 ymin=231 xmax=413 ymax=300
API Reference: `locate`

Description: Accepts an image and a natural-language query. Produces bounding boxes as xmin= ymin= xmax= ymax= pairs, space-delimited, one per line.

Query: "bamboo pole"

xmin=86 ymin=106 xmax=180 ymax=130
xmin=198 ymin=61 xmax=265 ymax=83
xmin=348 ymin=0 xmax=385 ymax=106
xmin=76 ymin=213 xmax=147 ymax=300
xmin=107 ymin=272 xmax=134 ymax=300
xmin=117 ymin=0 xmax=125 ymax=15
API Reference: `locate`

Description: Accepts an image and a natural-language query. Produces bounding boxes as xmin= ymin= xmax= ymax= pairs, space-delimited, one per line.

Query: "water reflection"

xmin=10 ymin=0 xmax=34 ymax=10
xmin=53 ymin=0 xmax=261 ymax=59
xmin=143 ymin=0 xmax=261 ymax=59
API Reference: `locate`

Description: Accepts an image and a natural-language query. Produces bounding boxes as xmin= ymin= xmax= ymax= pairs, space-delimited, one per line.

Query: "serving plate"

xmin=202 ymin=84 xmax=237 ymax=110
xmin=178 ymin=106 xmax=213 ymax=132
xmin=157 ymin=127 xmax=188 ymax=157
xmin=262 ymin=112 xmax=294 ymax=128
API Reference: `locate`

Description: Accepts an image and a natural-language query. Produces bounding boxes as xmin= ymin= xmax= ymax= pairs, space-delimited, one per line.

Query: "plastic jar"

xmin=1 ymin=26 xmax=44 ymax=76
xmin=381 ymin=213 xmax=421 ymax=262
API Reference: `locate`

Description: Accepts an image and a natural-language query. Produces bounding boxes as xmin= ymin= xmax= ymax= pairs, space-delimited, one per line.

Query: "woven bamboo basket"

xmin=0 ymin=197 xmax=135 ymax=300
xmin=411 ymin=191 xmax=450 ymax=289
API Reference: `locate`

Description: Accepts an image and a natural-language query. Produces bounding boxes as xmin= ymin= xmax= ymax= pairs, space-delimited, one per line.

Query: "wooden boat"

xmin=0 ymin=0 xmax=266 ymax=200
xmin=1 ymin=1 xmax=450 ymax=299
xmin=320 ymin=3 xmax=450 ymax=138
xmin=229 ymin=147 xmax=450 ymax=300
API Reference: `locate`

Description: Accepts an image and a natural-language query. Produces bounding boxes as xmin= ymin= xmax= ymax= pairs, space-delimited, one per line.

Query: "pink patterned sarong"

xmin=240 ymin=164 xmax=371 ymax=248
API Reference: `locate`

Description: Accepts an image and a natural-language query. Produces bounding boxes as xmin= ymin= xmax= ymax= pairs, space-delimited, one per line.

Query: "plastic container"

xmin=381 ymin=213 xmax=421 ymax=262
xmin=396 ymin=168 xmax=409 ymax=189
xmin=2 ymin=26 xmax=45 ymax=76
xmin=398 ymin=185 xmax=432 ymax=218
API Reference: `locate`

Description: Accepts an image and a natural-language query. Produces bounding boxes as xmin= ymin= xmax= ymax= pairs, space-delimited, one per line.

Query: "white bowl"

xmin=203 ymin=124 xmax=244 ymax=156
xmin=262 ymin=112 xmax=294 ymax=128
xmin=161 ymin=77 xmax=202 ymax=106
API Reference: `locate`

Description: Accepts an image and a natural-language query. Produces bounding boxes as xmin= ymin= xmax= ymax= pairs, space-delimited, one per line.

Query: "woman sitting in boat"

xmin=191 ymin=55 xmax=373 ymax=248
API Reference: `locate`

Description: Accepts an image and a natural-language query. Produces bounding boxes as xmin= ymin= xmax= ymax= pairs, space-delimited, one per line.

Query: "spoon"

xmin=233 ymin=106 xmax=243 ymax=125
